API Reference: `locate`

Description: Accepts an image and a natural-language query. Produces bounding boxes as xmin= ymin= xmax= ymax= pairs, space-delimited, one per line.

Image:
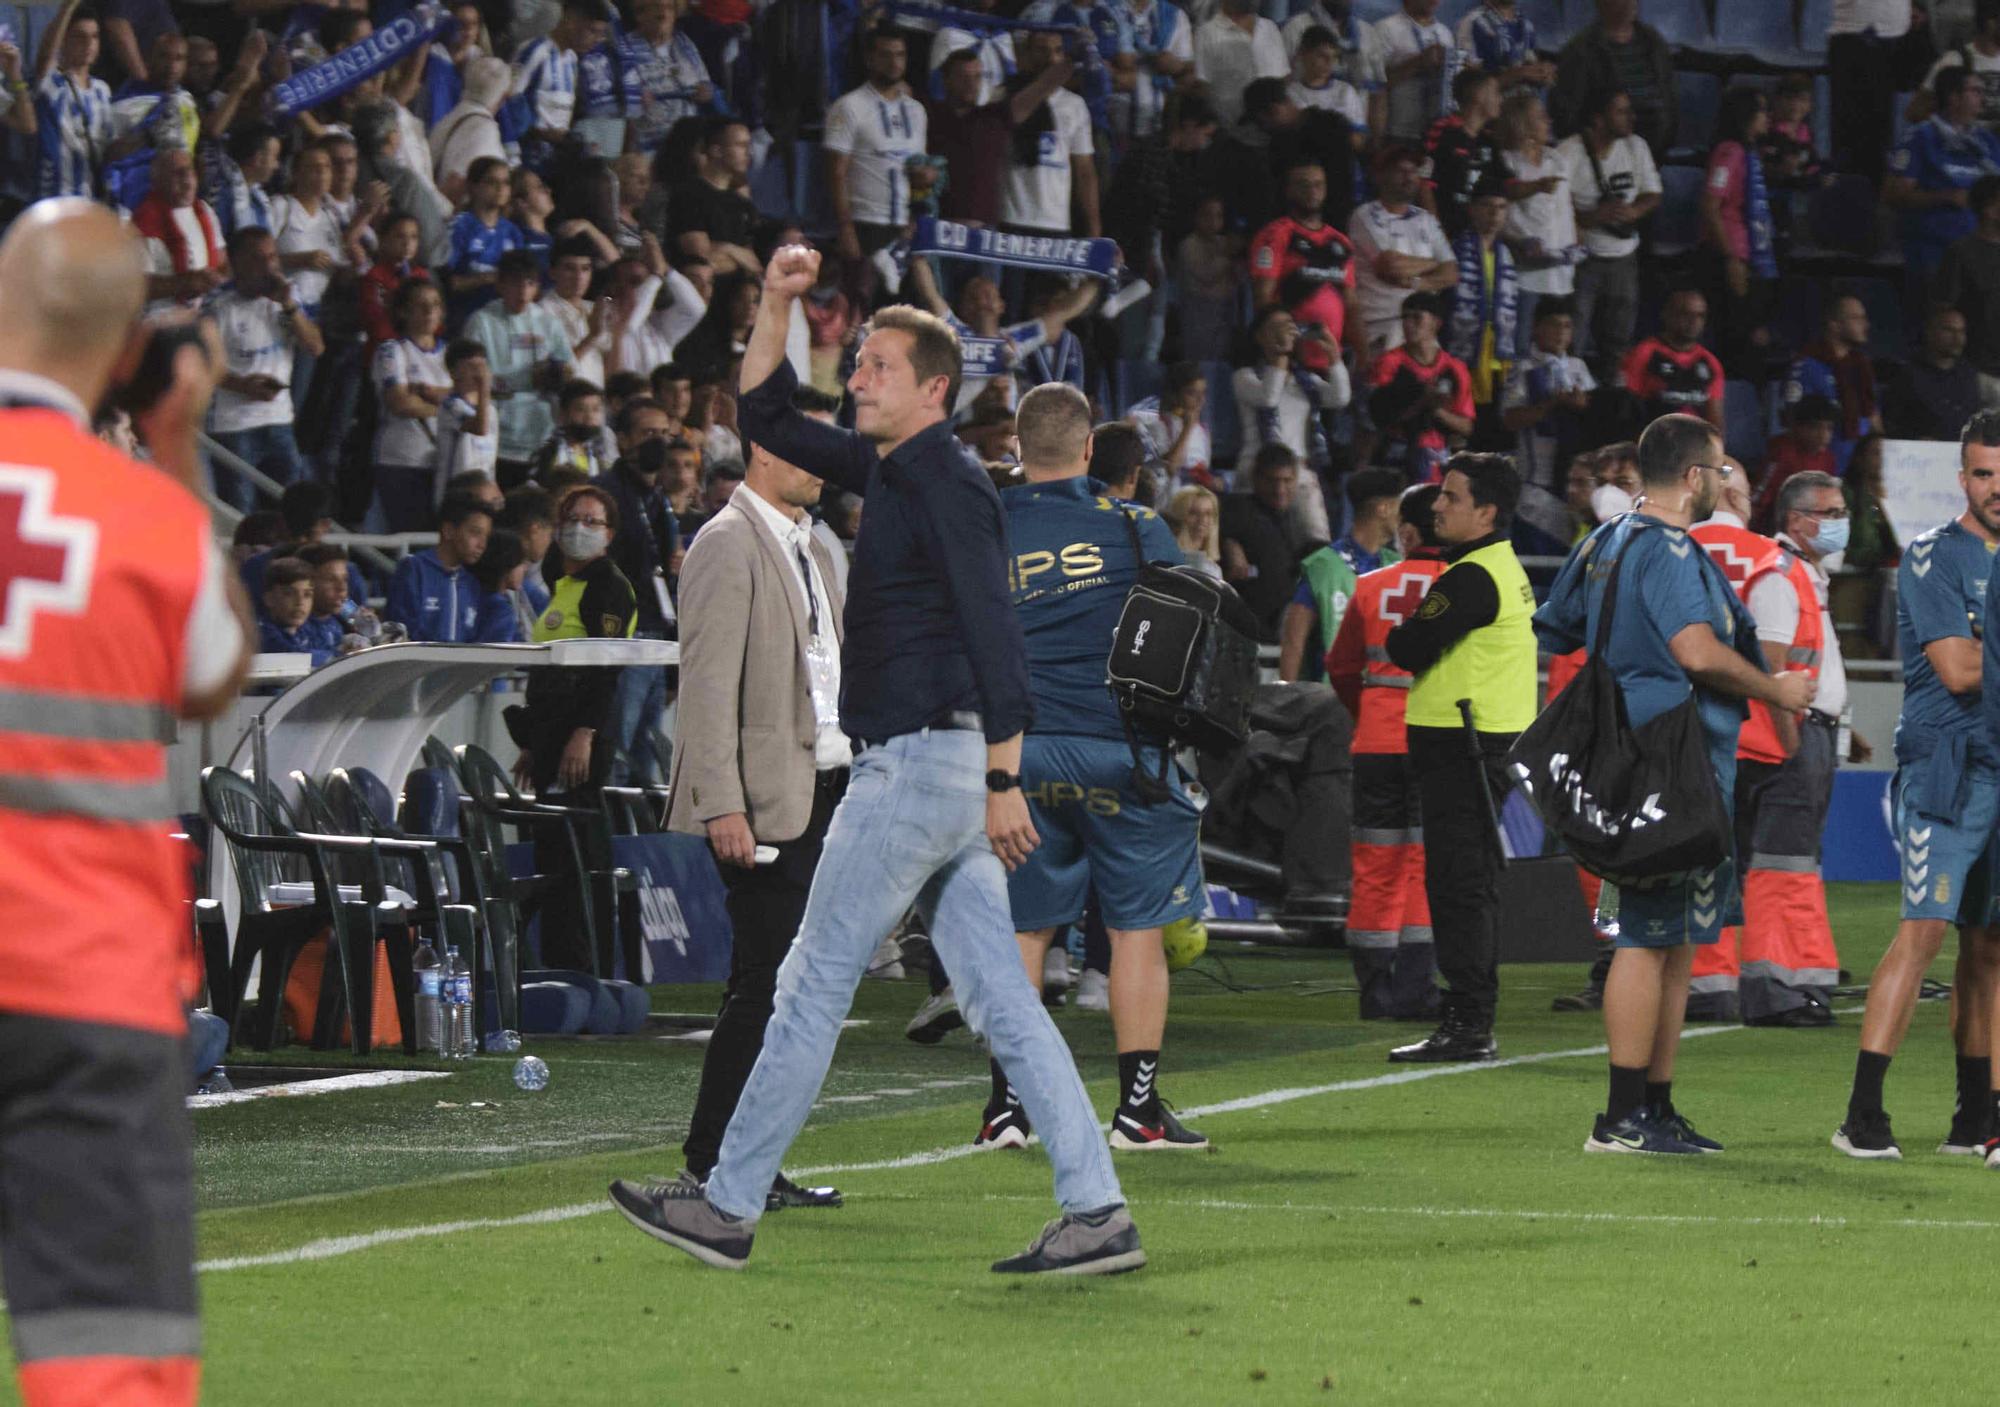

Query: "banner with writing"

xmin=271 ymin=4 xmax=448 ymax=117
xmin=1879 ymin=438 xmax=1967 ymax=552
xmin=912 ymin=217 xmax=1120 ymax=279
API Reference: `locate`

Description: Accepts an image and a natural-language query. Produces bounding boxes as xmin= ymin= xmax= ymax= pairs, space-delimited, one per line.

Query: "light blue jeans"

xmin=706 ymin=728 xmax=1125 ymax=1224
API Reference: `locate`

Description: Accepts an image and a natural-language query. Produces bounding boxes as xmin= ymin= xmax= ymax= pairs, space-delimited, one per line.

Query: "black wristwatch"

xmin=986 ymin=769 xmax=1023 ymax=794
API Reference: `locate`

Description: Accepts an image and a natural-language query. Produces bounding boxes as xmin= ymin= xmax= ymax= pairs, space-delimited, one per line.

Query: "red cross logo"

xmin=0 ymin=465 xmax=96 ymax=659
xmin=1378 ymin=570 xmax=1435 ymax=625
xmin=1701 ymin=538 xmax=1762 ymax=591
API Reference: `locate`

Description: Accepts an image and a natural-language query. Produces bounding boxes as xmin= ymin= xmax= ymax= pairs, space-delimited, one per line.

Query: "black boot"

xmin=1352 ymin=948 xmax=1397 ymax=1020
xmin=1553 ymin=947 xmax=1613 ymax=1012
xmin=1388 ymin=1006 xmax=1497 ymax=1063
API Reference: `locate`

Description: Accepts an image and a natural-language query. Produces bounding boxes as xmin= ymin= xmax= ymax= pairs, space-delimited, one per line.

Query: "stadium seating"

xmin=1643 ymin=0 xmax=1712 ymax=48
xmin=200 ymin=765 xmax=422 ymax=1055
xmin=1651 ymin=166 xmax=1709 ymax=257
xmin=1674 ymin=70 xmax=1722 ymax=156
xmin=1723 ymin=378 xmax=1768 ymax=468
xmin=1798 ymin=0 xmax=1834 ymax=60
xmin=1806 ymin=174 xmax=1882 ymax=258
xmin=1711 ymin=0 xmax=1805 ymax=65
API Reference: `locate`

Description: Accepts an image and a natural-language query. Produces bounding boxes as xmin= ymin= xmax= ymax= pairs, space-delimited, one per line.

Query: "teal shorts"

xmin=1007 ymin=734 xmax=1204 ymax=933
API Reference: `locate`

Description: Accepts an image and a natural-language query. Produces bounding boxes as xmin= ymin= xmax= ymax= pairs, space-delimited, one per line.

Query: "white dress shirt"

xmin=1749 ymin=532 xmax=1848 ymax=718
xmin=737 ymin=486 xmax=852 ymax=770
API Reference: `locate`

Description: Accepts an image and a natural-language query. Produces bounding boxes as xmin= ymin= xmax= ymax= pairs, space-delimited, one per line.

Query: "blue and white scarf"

xmin=911 ymin=217 xmax=1121 ymax=278
xmin=271 ymin=3 xmax=448 ymax=116
xmin=1256 ymin=366 xmax=1331 ymax=471
xmin=1446 ymin=230 xmax=1518 ymax=367
xmin=1744 ymin=145 xmax=1778 ymax=280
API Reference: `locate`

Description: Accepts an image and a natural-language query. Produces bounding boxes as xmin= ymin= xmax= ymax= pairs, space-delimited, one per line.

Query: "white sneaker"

xmin=1074 ymin=969 xmax=1109 ymax=1011
xmin=904 ymin=986 xmax=964 ymax=1044
xmin=864 ymin=935 xmax=904 ymax=981
xmin=1041 ymin=947 xmax=1073 ymax=1004
xmin=1985 ymin=1139 xmax=2000 ymax=1170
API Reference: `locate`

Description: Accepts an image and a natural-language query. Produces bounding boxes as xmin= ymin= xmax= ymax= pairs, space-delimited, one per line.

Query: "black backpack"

xmin=1105 ymin=507 xmax=1263 ymax=803
xmin=1506 ymin=517 xmax=1733 ymax=886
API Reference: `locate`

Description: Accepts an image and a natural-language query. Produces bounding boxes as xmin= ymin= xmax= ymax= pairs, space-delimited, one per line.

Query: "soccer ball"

xmin=1162 ymin=917 xmax=1208 ymax=973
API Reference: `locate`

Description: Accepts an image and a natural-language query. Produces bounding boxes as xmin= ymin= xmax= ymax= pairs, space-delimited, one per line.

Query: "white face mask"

xmin=560 ymin=523 xmax=611 ymax=561
xmin=1590 ymin=483 xmax=1633 ymax=521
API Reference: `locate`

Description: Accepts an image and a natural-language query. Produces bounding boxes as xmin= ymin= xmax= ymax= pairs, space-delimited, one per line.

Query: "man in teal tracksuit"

xmin=973 ymin=383 xmax=1212 ymax=1154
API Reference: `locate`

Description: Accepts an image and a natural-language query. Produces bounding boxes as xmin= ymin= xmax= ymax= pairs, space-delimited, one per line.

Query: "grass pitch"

xmin=8 ymin=883 xmax=1998 ymax=1406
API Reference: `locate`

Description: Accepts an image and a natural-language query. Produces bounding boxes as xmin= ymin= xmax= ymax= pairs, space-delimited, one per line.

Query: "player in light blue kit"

xmin=974 ymin=383 xmax=1211 ymax=1153
xmin=1837 ymin=411 xmax=2000 ymax=1161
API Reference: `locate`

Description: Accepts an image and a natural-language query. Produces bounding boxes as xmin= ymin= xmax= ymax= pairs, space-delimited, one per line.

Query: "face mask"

xmin=560 ymin=523 xmax=610 ymax=560
xmin=561 ymin=422 xmax=597 ymax=443
xmin=1590 ymin=483 xmax=1633 ymax=521
xmin=1811 ymin=515 xmax=1851 ymax=557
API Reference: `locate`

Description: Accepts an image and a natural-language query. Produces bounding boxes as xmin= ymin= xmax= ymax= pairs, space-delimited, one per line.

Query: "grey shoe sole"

xmin=1831 ymin=1130 xmax=1902 ymax=1161
xmin=993 ymin=1246 xmax=1149 ymax=1276
xmin=608 ymin=1185 xmax=751 ymax=1270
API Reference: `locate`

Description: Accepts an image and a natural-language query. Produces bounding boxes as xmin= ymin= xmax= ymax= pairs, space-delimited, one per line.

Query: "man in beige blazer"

xmin=666 ymin=386 xmax=851 ymax=1211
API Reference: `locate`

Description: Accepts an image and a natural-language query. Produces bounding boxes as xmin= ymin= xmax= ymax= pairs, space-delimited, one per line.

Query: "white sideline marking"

xmin=184 ymin=1018 xmax=1845 ymax=1276
xmin=188 ymin=1070 xmax=451 ymax=1109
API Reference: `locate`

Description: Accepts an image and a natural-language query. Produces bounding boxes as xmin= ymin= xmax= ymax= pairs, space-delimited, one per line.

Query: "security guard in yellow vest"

xmin=1383 ymin=454 xmax=1538 ymax=1063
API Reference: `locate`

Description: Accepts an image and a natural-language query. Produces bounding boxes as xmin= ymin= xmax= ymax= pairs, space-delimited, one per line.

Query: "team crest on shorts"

xmin=1937 ymin=875 xmax=1952 ymax=905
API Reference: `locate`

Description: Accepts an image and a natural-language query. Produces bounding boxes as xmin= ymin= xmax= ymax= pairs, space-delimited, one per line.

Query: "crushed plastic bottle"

xmin=512 ymin=1055 xmax=550 ymax=1092
xmin=483 ymin=1028 xmax=522 ymax=1054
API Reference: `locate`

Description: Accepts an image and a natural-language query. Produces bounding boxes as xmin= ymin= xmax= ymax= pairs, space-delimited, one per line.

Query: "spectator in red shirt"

xmin=1249 ymin=159 xmax=1356 ymax=372
xmin=359 ymin=212 xmax=427 ymax=353
xmin=1621 ymin=286 xmax=1724 ymax=429
xmin=1366 ymin=289 xmax=1475 ymax=481
xmin=1753 ymin=395 xmax=1840 ymax=532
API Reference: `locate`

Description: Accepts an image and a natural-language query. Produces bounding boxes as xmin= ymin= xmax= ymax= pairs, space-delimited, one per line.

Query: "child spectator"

xmin=1497 ymin=90 xmax=1577 ymax=356
xmin=1501 ymin=294 xmax=1594 ymax=491
xmin=534 ymin=378 xmax=613 ymax=481
xmin=466 ymin=250 xmax=576 ymax=483
xmin=1699 ymin=86 xmax=1778 ymax=374
xmin=438 ymin=339 xmax=499 ymax=486
xmin=297 ymin=542 xmax=376 ymax=652
xmin=1444 ymin=177 xmax=1516 ymax=418
xmin=257 ymin=556 xmax=335 ymax=665
xmin=1365 ymin=289 xmax=1474 ymax=482
xmin=470 ymin=527 xmax=533 ymax=642
xmin=446 ymin=155 xmax=526 ymax=323
xmin=359 ymin=212 xmax=428 ymax=352
xmin=384 ymin=490 xmax=493 ymax=642
xmin=372 ymin=277 xmax=452 ymax=532
xmin=499 ymin=484 xmax=558 ymax=613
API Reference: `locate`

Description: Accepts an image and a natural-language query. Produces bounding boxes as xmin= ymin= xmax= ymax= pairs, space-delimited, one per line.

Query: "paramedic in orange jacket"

xmin=1325 ymin=485 xmax=1449 ymax=1019
xmin=0 ymin=201 xmax=247 ymax=1407
xmin=1703 ymin=469 xmax=1855 ymax=1025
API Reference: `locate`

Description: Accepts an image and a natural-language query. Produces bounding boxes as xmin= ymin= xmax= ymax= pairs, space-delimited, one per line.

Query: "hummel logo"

xmin=1909 ymin=826 xmax=1933 ymax=846
xmin=1666 ymin=539 xmax=1691 ymax=559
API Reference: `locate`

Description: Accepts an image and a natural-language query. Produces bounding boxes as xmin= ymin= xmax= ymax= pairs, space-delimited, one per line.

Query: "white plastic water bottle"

xmin=513 ymin=1055 xmax=550 ymax=1092
xmin=413 ymin=938 xmax=442 ymax=1055
xmin=443 ymin=946 xmax=473 ymax=1059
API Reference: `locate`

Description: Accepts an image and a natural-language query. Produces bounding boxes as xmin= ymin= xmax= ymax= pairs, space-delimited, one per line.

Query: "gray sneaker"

xmin=608 ymin=1177 xmax=754 ymax=1270
xmin=905 ymin=986 xmax=964 ymax=1044
xmin=991 ymin=1204 xmax=1147 ymax=1275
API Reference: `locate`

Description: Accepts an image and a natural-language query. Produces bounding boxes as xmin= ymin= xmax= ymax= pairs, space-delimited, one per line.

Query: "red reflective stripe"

xmin=18 ymin=1355 xmax=199 ymax=1407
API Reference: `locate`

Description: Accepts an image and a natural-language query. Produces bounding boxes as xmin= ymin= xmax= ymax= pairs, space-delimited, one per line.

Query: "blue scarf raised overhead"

xmin=1744 ymin=145 xmax=1778 ymax=280
xmin=271 ymin=3 xmax=448 ymax=116
xmin=1446 ymin=231 xmax=1517 ymax=367
xmin=912 ymin=217 xmax=1121 ymax=277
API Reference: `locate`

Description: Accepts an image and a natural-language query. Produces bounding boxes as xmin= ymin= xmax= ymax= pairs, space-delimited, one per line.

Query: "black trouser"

xmin=1407 ymin=725 xmax=1519 ymax=1028
xmin=683 ymin=769 xmax=846 ymax=1178
xmin=0 ymin=1013 xmax=200 ymax=1386
xmin=1829 ymin=33 xmax=1904 ymax=188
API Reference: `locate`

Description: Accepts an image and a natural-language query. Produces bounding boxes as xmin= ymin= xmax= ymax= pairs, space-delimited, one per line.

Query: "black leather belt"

xmin=1806 ymin=710 xmax=1839 ymax=729
xmin=816 ymin=766 xmax=850 ymax=790
xmin=853 ymin=710 xmax=984 ymax=753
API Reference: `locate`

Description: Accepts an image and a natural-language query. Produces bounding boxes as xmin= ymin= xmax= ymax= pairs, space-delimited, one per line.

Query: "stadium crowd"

xmin=15 ymin=0 xmax=1980 ymax=667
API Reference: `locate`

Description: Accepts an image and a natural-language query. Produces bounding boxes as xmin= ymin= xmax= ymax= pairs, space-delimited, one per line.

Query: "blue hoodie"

xmin=385 ymin=549 xmax=481 ymax=642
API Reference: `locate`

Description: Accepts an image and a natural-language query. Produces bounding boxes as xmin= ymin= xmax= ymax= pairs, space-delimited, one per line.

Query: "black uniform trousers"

xmin=683 ymin=768 xmax=847 ymax=1178
xmin=1407 ymin=724 xmax=1519 ymax=1028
